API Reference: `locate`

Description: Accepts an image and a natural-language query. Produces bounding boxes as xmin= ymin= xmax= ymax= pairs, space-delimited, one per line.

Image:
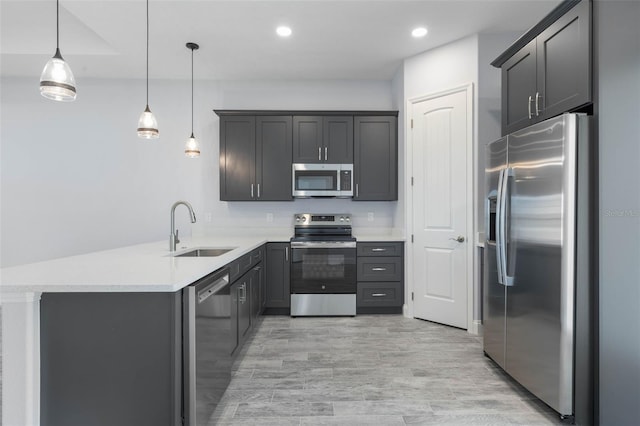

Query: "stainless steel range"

xmin=290 ymin=213 xmax=357 ymax=316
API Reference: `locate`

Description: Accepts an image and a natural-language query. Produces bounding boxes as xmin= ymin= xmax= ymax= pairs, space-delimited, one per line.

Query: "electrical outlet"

xmin=266 ymin=213 xmax=274 ymax=223
xmin=367 ymin=212 xmax=374 ymax=222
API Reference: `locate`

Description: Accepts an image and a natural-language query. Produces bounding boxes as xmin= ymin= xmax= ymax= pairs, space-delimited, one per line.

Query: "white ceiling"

xmin=1 ymin=0 xmax=561 ymax=81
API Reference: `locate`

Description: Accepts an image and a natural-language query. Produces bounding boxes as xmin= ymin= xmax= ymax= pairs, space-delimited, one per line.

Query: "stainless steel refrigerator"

xmin=484 ymin=113 xmax=594 ymax=424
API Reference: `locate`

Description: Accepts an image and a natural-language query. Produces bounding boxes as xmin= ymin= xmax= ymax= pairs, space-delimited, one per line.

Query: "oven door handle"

xmin=290 ymin=241 xmax=357 ymax=249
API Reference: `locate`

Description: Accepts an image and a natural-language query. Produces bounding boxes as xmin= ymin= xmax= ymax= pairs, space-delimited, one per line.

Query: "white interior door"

xmin=411 ymin=88 xmax=470 ymax=329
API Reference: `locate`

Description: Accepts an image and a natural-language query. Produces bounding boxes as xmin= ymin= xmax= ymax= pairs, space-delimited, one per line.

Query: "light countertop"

xmin=0 ymin=231 xmax=403 ymax=294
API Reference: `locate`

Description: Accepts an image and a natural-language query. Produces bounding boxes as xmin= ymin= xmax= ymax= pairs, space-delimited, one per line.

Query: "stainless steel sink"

xmin=174 ymin=248 xmax=235 ymax=257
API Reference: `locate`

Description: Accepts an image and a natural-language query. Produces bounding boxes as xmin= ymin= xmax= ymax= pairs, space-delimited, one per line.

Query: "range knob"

xmin=295 ymin=216 xmax=300 ymax=222
xmin=340 ymin=217 xmax=345 ymax=222
xmin=301 ymin=216 xmax=307 ymax=222
xmin=346 ymin=217 xmax=351 ymax=222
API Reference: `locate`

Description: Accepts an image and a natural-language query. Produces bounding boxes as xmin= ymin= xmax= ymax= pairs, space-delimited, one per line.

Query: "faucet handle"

xmin=175 ymin=229 xmax=180 ymax=245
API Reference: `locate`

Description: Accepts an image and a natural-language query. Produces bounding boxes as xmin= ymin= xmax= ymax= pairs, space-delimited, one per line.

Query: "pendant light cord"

xmin=56 ymin=0 xmax=59 ymax=49
xmin=146 ymin=0 xmax=149 ymax=106
xmin=191 ymin=47 xmax=194 ymax=135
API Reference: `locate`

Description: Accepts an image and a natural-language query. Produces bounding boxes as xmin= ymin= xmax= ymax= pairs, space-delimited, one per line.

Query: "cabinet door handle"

xmin=251 ymin=184 xmax=254 ymax=198
xmin=535 ymin=92 xmax=542 ymax=116
xmin=356 ymin=183 xmax=359 ymax=197
xmin=371 ymin=293 xmax=387 ymax=297
xmin=285 ymin=246 xmax=289 ymax=262
xmin=240 ymin=283 xmax=247 ymax=303
xmin=257 ymin=183 xmax=261 ymax=198
xmin=528 ymin=95 xmax=533 ymax=119
xmin=318 ymin=147 xmax=322 ymax=161
xmin=371 ymin=248 xmax=387 ymax=252
xmin=372 ymin=267 xmax=387 ymax=271
xmin=324 ymin=147 xmax=328 ymax=161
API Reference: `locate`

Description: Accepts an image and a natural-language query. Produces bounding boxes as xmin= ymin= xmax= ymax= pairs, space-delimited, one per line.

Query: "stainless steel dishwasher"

xmin=183 ymin=267 xmax=231 ymax=426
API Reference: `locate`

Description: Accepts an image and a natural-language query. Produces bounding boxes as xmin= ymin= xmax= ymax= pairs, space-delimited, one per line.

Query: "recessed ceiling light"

xmin=276 ymin=26 xmax=292 ymax=37
xmin=412 ymin=27 xmax=428 ymax=38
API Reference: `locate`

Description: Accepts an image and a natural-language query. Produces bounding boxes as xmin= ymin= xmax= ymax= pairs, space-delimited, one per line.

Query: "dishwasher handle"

xmin=195 ymin=268 xmax=230 ymax=304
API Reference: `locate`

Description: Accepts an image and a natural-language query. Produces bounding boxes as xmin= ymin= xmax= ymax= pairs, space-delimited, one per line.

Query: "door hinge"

xmin=411 ymin=234 xmax=414 ymax=243
xmin=411 ymin=292 xmax=414 ymax=301
xmin=411 ymin=119 xmax=414 ymax=129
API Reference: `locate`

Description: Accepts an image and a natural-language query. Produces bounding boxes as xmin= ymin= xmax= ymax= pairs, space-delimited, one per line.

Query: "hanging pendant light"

xmin=40 ymin=0 xmax=76 ymax=101
xmin=137 ymin=0 xmax=159 ymax=139
xmin=184 ymin=42 xmax=200 ymax=158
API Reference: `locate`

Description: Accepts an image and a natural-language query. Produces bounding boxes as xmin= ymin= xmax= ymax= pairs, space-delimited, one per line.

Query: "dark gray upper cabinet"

xmin=219 ymin=115 xmax=293 ymax=201
xmin=293 ymin=116 xmax=353 ymax=163
xmin=324 ymin=116 xmax=353 ymax=163
xmin=497 ymin=0 xmax=591 ymax=135
xmin=219 ymin=116 xmax=255 ymax=201
xmin=353 ymin=116 xmax=398 ymax=201
xmin=265 ymin=242 xmax=290 ymax=309
xmin=293 ymin=116 xmax=323 ymax=163
xmin=256 ymin=116 xmax=293 ymax=200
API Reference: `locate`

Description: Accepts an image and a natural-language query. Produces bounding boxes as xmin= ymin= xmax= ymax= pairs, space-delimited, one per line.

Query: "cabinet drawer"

xmin=357 ymin=257 xmax=402 ymax=281
xmin=230 ymin=252 xmax=254 ymax=282
xmin=357 ymin=242 xmax=403 ymax=257
xmin=357 ymin=282 xmax=403 ymax=307
xmin=251 ymin=246 xmax=264 ymax=264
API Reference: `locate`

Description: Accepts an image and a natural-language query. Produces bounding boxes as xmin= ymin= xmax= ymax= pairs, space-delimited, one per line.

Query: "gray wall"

xmin=595 ymin=1 xmax=640 ymax=424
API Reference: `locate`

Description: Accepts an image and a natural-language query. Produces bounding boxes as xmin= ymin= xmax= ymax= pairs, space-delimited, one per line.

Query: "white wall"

xmin=1 ymin=77 xmax=396 ymax=267
xmin=594 ymin=1 xmax=640 ymax=424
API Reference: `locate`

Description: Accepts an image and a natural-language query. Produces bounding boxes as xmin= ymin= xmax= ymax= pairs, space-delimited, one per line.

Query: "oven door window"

xmin=295 ymin=171 xmax=337 ymax=191
xmin=291 ymin=248 xmax=356 ymax=293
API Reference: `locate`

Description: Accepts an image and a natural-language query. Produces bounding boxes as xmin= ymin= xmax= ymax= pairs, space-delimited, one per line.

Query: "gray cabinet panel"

xmin=324 ymin=116 xmax=353 ymax=163
xmin=357 ymin=242 xmax=403 ymax=257
xmin=354 ymin=116 xmax=398 ymax=201
xmin=536 ymin=0 xmax=591 ymax=120
xmin=40 ymin=293 xmax=182 ymax=426
xmin=256 ymin=116 xmax=293 ymax=200
xmin=357 ymin=282 xmax=403 ymax=307
xmin=502 ymin=40 xmax=537 ymax=135
xmin=220 ymin=116 xmax=256 ymax=201
xmin=265 ymin=242 xmax=291 ymax=308
xmin=293 ymin=116 xmax=323 ymax=163
xmin=357 ymin=256 xmax=402 ymax=282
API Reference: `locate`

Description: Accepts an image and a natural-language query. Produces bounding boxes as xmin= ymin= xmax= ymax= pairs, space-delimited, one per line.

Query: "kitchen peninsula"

xmin=1 ymin=229 xmax=404 ymax=426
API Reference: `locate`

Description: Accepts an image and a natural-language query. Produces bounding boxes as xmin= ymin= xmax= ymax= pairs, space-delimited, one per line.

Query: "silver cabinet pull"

xmin=251 ymin=183 xmax=254 ymax=198
xmin=285 ymin=246 xmax=289 ymax=262
xmin=318 ymin=147 xmax=321 ymax=161
xmin=535 ymin=92 xmax=541 ymax=116
xmin=372 ymin=267 xmax=387 ymax=271
xmin=355 ymin=183 xmax=359 ymax=197
xmin=528 ymin=95 xmax=533 ymax=119
xmin=239 ymin=283 xmax=247 ymax=303
xmin=371 ymin=293 xmax=387 ymax=297
xmin=324 ymin=147 xmax=328 ymax=161
xmin=257 ymin=183 xmax=261 ymax=198
xmin=449 ymin=236 xmax=465 ymax=243
xmin=371 ymin=248 xmax=387 ymax=252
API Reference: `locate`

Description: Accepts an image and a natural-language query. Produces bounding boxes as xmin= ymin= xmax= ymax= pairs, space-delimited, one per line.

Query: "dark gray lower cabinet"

xmin=40 ymin=292 xmax=183 ymax=426
xmin=356 ymin=242 xmax=404 ymax=314
xmin=265 ymin=242 xmax=290 ymax=311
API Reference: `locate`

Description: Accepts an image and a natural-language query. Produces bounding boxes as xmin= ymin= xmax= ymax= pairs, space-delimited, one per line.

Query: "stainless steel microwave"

xmin=292 ymin=163 xmax=353 ymax=197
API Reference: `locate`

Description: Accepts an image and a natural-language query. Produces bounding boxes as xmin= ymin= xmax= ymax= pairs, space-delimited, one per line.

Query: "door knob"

xmin=450 ymin=236 xmax=465 ymax=243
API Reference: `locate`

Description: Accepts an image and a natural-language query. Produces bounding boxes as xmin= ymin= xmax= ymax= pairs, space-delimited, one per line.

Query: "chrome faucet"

xmin=170 ymin=201 xmax=196 ymax=252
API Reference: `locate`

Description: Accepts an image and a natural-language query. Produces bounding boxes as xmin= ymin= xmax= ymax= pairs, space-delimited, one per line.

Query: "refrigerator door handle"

xmin=496 ymin=168 xmax=505 ymax=285
xmin=502 ymin=167 xmax=515 ymax=286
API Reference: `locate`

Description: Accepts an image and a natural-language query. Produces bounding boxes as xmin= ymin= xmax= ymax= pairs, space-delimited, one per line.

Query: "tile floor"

xmin=212 ymin=315 xmax=564 ymax=425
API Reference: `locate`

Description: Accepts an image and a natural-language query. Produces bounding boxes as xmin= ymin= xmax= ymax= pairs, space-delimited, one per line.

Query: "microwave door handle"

xmin=496 ymin=168 xmax=505 ymax=285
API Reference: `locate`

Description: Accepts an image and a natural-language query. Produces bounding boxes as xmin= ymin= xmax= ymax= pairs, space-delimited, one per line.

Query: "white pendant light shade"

xmin=40 ymin=0 xmax=76 ymax=102
xmin=185 ymin=133 xmax=200 ymax=158
xmin=40 ymin=49 xmax=76 ymax=101
xmin=137 ymin=105 xmax=159 ymax=139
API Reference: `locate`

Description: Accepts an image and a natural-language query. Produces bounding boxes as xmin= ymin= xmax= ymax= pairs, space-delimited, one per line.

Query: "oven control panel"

xmin=294 ymin=213 xmax=351 ymax=226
